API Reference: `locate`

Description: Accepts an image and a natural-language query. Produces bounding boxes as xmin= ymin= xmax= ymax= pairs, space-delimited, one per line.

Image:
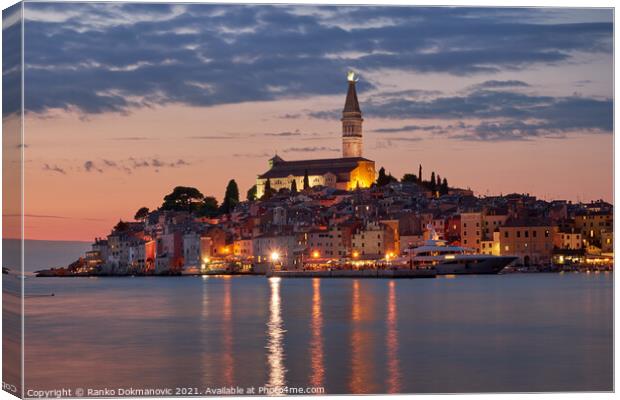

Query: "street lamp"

xmin=269 ymin=251 xmax=281 ymax=274
xmin=312 ymin=250 xmax=320 ymax=259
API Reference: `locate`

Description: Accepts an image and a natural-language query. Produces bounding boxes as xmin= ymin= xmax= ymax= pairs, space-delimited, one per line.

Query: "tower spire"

xmin=342 ymin=70 xmax=363 ymax=158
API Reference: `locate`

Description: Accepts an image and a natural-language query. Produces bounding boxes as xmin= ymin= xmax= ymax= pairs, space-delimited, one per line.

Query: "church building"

xmin=256 ymin=71 xmax=376 ymax=198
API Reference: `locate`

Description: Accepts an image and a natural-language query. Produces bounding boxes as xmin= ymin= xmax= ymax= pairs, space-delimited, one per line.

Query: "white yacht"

xmin=397 ymin=226 xmax=517 ymax=275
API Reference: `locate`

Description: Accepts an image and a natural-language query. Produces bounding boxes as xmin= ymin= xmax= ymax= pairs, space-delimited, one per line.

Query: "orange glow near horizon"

xmin=16 ymin=94 xmax=612 ymax=242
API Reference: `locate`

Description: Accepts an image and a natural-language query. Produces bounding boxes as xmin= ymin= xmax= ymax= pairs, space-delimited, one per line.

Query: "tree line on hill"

xmin=130 ymin=179 xmax=241 ymax=225
xmin=125 ymin=164 xmax=450 ymax=228
xmin=375 ymin=163 xmax=449 ymax=195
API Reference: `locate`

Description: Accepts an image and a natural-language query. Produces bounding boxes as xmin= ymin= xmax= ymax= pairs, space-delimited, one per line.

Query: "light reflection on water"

xmin=266 ymin=277 xmax=286 ymax=390
xmin=21 ymin=273 xmax=612 ymax=394
xmin=309 ymin=278 xmax=324 ymax=388
xmin=386 ymin=281 xmax=401 ymax=393
xmin=222 ymin=278 xmax=234 ymax=386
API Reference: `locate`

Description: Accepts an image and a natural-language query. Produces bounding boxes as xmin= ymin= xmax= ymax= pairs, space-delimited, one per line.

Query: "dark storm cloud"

xmin=362 ymin=89 xmax=612 ymax=141
xmin=22 ymin=3 xmax=612 ymax=115
xmin=3 ymin=4 xmax=22 ymax=115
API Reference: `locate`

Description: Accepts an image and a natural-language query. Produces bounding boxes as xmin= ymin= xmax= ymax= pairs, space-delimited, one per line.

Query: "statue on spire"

xmin=347 ymin=70 xmax=359 ymax=82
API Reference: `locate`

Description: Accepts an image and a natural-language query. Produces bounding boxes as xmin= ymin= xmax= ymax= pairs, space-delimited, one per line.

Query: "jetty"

xmin=267 ymin=269 xmax=436 ymax=279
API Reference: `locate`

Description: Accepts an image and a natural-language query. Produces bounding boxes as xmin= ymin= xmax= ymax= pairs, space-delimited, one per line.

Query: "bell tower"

xmin=342 ymin=71 xmax=363 ymax=158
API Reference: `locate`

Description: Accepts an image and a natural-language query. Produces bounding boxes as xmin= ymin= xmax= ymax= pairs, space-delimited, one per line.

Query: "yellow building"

xmin=351 ymin=220 xmax=399 ymax=259
xmin=256 ymin=71 xmax=375 ymax=198
xmin=573 ymin=211 xmax=613 ymax=247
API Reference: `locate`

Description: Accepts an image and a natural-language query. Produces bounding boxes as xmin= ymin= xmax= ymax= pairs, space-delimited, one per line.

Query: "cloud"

xmin=372 ymin=124 xmax=443 ymax=133
xmin=84 ymin=160 xmax=102 ymax=173
xmin=375 ymin=137 xmax=423 ymax=149
xmin=109 ymin=136 xmax=154 ymax=141
xmin=21 ymin=3 xmax=612 ymax=115
xmin=186 ymin=135 xmax=240 ymax=140
xmin=467 ymin=80 xmax=530 ymax=90
xmin=264 ymin=130 xmax=302 ymax=137
xmin=282 ymin=146 xmax=339 ymax=153
xmin=278 ymin=113 xmax=302 ymax=119
xmin=317 ymin=88 xmax=612 ymax=141
xmin=232 ymin=151 xmax=272 ymax=158
xmin=18 ymin=214 xmax=106 ymax=222
xmin=39 ymin=157 xmax=192 ymax=176
xmin=42 ymin=163 xmax=66 ymax=174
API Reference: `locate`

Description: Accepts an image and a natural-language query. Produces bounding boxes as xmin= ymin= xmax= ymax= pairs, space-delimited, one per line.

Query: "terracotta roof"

xmin=258 ymin=157 xmax=373 ymax=180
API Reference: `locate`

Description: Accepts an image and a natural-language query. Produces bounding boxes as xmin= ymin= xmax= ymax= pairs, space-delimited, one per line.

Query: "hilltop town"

xmin=39 ymin=179 xmax=613 ymax=277
xmin=37 ymin=72 xmax=613 ymax=276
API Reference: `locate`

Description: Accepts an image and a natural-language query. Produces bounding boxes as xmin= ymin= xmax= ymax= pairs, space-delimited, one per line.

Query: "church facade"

xmin=256 ymin=72 xmax=376 ymax=198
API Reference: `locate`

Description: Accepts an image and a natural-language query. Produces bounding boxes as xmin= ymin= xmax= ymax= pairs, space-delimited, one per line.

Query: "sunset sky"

xmin=6 ymin=3 xmax=614 ymax=241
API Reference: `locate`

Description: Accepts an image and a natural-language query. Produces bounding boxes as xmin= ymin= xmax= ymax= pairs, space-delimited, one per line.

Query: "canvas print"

xmin=2 ymin=2 xmax=614 ymax=397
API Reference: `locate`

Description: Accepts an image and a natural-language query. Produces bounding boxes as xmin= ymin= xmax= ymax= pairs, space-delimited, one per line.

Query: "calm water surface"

xmin=20 ymin=273 xmax=612 ymax=394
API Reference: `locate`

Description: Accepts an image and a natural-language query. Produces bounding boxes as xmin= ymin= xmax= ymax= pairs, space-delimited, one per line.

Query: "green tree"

xmin=401 ymin=173 xmax=417 ymax=183
xmin=418 ymin=164 xmax=422 ymax=182
xmin=262 ymin=178 xmax=273 ymax=200
xmin=430 ymin=172 xmax=436 ymax=191
xmin=220 ymin=179 xmax=240 ymax=214
xmin=377 ymin=167 xmax=397 ymax=186
xmin=198 ymin=196 xmax=219 ymax=217
xmin=441 ymin=178 xmax=449 ymax=195
xmin=290 ymin=179 xmax=298 ymax=193
xmin=377 ymin=167 xmax=387 ymax=186
xmin=161 ymin=186 xmax=204 ymax=212
xmin=114 ymin=220 xmax=129 ymax=232
xmin=303 ymin=169 xmax=310 ymax=190
xmin=134 ymin=207 xmax=150 ymax=221
xmin=247 ymin=184 xmax=257 ymax=201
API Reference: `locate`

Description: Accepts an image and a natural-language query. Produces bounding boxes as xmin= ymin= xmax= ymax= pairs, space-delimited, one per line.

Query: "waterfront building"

xmin=233 ymin=238 xmax=253 ymax=259
xmin=499 ymin=219 xmax=556 ymax=266
xmin=460 ymin=212 xmax=482 ymax=251
xmin=573 ymin=210 xmax=613 ymax=248
xmin=553 ymin=229 xmax=583 ymax=250
xmin=444 ymin=215 xmax=461 ymax=243
xmin=351 ymin=220 xmax=399 ymax=258
xmin=183 ymin=232 xmax=203 ymax=269
xmin=256 ymin=72 xmax=376 ymax=198
xmin=307 ymin=227 xmax=351 ymax=259
xmin=128 ymin=239 xmax=155 ymax=273
xmin=157 ymin=231 xmax=184 ymax=271
xmin=252 ymin=233 xmax=306 ymax=271
xmin=601 ymin=231 xmax=613 ymax=253
xmin=399 ymin=233 xmax=424 ymax=250
xmin=480 ymin=232 xmax=501 ymax=256
xmin=482 ymin=213 xmax=508 ymax=240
